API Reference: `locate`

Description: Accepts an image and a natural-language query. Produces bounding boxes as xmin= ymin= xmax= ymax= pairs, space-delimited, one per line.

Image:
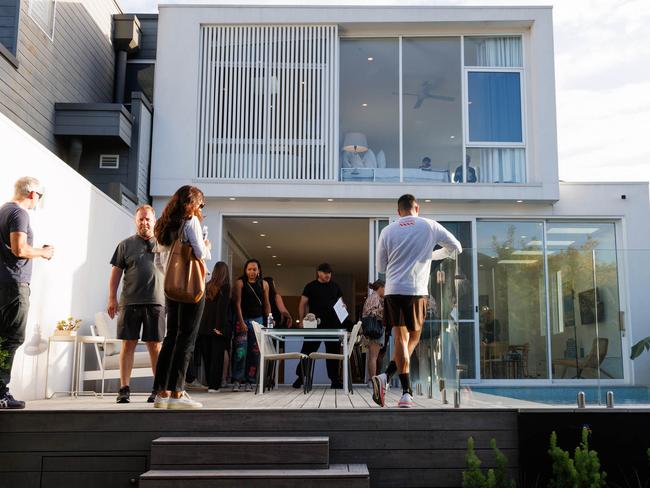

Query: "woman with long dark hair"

xmin=363 ymin=279 xmax=385 ymax=380
xmin=195 ymin=261 xmax=232 ymax=391
xmin=231 ymin=258 xmax=271 ymax=391
xmin=152 ymin=185 xmax=210 ymax=409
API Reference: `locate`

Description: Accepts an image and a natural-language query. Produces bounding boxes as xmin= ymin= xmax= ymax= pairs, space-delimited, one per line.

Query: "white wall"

xmin=1 ymin=113 xmax=133 ymax=400
xmin=151 ymin=5 xmax=559 ymax=202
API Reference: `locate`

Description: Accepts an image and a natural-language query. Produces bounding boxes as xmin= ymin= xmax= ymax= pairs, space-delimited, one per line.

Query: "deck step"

xmin=150 ymin=436 xmax=329 ymax=469
xmin=140 ymin=464 xmax=369 ymax=487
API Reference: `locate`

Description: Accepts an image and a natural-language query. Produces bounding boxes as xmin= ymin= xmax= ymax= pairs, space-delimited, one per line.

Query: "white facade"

xmin=150 ymin=4 xmax=650 ymax=386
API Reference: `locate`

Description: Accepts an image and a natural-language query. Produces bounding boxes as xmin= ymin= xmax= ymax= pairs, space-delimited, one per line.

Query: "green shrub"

xmin=548 ymin=427 xmax=606 ymax=488
xmin=463 ymin=437 xmax=516 ymax=488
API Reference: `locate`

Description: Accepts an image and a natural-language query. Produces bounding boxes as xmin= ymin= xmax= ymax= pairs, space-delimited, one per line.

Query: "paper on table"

xmin=333 ymin=297 xmax=348 ymax=323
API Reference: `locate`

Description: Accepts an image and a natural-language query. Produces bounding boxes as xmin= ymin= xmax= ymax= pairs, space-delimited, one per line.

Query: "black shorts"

xmin=117 ymin=304 xmax=166 ymax=341
xmin=384 ymin=295 xmax=427 ymax=332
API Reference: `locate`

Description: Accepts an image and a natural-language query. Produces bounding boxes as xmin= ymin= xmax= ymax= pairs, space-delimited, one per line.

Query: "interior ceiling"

xmin=224 ymin=217 xmax=369 ymax=276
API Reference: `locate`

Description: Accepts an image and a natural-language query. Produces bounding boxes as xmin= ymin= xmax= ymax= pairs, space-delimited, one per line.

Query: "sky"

xmin=117 ymin=0 xmax=650 ymax=184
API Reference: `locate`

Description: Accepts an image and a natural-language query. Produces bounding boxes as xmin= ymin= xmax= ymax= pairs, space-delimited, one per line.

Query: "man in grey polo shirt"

xmin=107 ymin=205 xmax=165 ymax=404
xmin=0 ymin=177 xmax=54 ymax=409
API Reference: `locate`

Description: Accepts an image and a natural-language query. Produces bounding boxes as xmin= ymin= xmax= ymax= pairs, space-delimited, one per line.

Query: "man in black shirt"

xmin=292 ymin=263 xmax=347 ymax=389
xmin=0 ymin=177 xmax=54 ymax=409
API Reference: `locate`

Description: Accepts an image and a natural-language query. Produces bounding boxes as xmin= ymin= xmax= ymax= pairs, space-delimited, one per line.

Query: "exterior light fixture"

xmin=229 ymin=197 xmax=236 ymax=201
xmin=266 ymin=245 xmax=272 ymax=249
xmin=327 ymin=198 xmax=334 ymax=202
xmin=259 ymin=234 xmax=266 ymax=237
xmin=367 ymin=57 xmax=373 ymax=61
xmin=252 ymin=220 xmax=259 ymax=224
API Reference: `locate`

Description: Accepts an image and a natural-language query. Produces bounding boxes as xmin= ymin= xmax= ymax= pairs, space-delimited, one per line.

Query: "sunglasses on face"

xmin=199 ymin=203 xmax=205 ymax=209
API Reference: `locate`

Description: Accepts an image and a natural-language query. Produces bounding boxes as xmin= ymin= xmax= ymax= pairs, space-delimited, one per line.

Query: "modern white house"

xmin=149 ymin=3 xmax=650 ymax=388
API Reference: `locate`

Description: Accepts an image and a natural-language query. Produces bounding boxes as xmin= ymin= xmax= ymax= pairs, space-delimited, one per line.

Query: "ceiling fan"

xmin=399 ymin=80 xmax=455 ymax=109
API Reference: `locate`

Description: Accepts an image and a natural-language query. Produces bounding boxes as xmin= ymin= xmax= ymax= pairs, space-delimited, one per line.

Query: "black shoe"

xmin=116 ymin=386 xmax=130 ymax=404
xmin=146 ymin=390 xmax=156 ymax=403
xmin=292 ymin=377 xmax=303 ymax=389
xmin=330 ymin=381 xmax=344 ymax=390
xmin=0 ymin=390 xmax=25 ymax=409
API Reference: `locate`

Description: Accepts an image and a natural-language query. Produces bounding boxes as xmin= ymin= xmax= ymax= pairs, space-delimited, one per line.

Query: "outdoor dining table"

xmin=259 ymin=327 xmax=350 ymax=395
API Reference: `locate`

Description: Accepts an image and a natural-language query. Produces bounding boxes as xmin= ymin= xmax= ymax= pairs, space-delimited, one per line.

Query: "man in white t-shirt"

xmin=371 ymin=194 xmax=462 ymax=408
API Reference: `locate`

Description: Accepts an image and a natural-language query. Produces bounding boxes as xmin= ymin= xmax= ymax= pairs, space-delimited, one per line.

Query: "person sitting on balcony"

xmin=453 ymin=155 xmax=477 ymax=183
xmin=107 ymin=205 xmax=166 ymax=404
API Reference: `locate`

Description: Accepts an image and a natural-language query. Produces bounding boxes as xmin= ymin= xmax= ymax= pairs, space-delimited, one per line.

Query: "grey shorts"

xmin=117 ymin=304 xmax=166 ymax=342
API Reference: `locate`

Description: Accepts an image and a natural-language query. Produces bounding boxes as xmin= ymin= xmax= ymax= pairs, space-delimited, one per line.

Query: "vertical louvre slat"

xmin=197 ymin=24 xmax=336 ymax=181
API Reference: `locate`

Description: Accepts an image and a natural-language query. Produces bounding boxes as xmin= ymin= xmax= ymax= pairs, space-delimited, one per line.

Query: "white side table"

xmin=44 ymin=333 xmax=79 ymax=399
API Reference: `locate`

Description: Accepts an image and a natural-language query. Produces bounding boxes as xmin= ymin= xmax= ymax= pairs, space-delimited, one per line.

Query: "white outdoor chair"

xmin=251 ymin=321 xmax=309 ymax=394
xmin=82 ymin=312 xmax=154 ymax=396
xmin=306 ymin=321 xmax=362 ymax=394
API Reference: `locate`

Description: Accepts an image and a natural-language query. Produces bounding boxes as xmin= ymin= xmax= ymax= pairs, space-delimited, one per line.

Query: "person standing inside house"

xmin=362 ymin=279 xmax=385 ymax=381
xmin=292 ymin=263 xmax=347 ymax=390
xmin=0 ymin=177 xmax=54 ymax=409
xmin=232 ymin=259 xmax=270 ymax=392
xmin=371 ymin=194 xmax=461 ymax=408
xmin=263 ymin=276 xmax=293 ymax=328
xmin=152 ymin=185 xmax=211 ymax=409
xmin=107 ymin=205 xmax=165 ymax=404
xmin=195 ymin=261 xmax=233 ymax=392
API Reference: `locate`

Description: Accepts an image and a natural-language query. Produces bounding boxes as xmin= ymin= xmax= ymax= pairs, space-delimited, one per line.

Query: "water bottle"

xmin=267 ymin=313 xmax=274 ymax=329
xmin=202 ymin=225 xmax=209 ymax=240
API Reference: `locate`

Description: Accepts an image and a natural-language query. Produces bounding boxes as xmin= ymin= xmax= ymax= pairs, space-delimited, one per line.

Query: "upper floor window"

xmin=29 ymin=0 xmax=55 ymax=39
xmin=0 ymin=0 xmax=20 ymax=65
xmin=340 ymin=35 xmax=526 ymax=184
xmin=464 ymin=36 xmax=525 ymax=183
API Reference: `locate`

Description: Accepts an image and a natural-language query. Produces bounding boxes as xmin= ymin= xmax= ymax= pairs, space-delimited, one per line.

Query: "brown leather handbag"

xmin=164 ymin=236 xmax=206 ymax=303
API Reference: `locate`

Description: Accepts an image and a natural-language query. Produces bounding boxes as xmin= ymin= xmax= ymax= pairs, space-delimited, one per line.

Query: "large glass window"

xmin=402 ymin=37 xmax=462 ymax=183
xmin=547 ymin=223 xmax=623 ymax=379
xmin=339 ymin=39 xmax=399 ymax=182
xmin=477 ymin=221 xmax=548 ymax=379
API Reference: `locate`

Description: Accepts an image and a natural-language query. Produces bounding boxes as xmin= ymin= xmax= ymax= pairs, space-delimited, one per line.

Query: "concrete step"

xmin=139 ymin=464 xmax=369 ymax=487
xmin=150 ymin=436 xmax=329 ymax=469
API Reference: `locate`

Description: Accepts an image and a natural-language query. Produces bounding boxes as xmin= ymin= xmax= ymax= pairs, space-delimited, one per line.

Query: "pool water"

xmin=470 ymin=386 xmax=650 ymax=405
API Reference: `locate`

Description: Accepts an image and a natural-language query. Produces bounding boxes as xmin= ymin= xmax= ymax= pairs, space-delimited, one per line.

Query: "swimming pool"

xmin=470 ymin=386 xmax=650 ymax=405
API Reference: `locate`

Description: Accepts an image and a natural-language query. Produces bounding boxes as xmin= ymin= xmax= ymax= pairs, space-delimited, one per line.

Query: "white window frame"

xmin=99 ymin=154 xmax=120 ymax=169
xmin=28 ymin=0 xmax=56 ymax=41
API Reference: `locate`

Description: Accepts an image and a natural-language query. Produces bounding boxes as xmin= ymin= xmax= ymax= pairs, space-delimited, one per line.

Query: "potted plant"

xmin=54 ymin=317 xmax=82 ymax=336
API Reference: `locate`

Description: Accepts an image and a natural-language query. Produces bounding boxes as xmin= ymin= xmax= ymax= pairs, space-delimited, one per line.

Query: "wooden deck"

xmin=0 ymin=386 xmax=523 ymax=488
xmin=23 ymin=384 xmax=543 ymax=411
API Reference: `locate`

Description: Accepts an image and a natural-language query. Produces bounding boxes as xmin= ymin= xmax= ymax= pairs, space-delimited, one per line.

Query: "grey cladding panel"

xmin=131 ymin=15 xmax=157 ymax=60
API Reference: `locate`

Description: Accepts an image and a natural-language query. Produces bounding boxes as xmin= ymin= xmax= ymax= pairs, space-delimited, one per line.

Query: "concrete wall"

xmin=0 ymin=0 xmax=120 ymax=159
xmin=1 ymin=112 xmax=133 ymax=400
xmin=151 ymin=5 xmax=559 ymax=202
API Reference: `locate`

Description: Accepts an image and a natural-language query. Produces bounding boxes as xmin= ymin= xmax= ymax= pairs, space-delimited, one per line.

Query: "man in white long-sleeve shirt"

xmin=371 ymin=194 xmax=462 ymax=408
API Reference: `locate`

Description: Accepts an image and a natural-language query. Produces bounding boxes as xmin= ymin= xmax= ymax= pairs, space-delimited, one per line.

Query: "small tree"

xmin=463 ymin=437 xmax=516 ymax=488
xmin=548 ymin=427 xmax=606 ymax=488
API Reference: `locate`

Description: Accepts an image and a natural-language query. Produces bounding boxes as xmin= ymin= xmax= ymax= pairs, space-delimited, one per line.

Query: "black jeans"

xmin=0 ymin=284 xmax=30 ymax=395
xmin=154 ymin=297 xmax=205 ymax=392
xmin=187 ymin=334 xmax=229 ymax=390
xmin=296 ymin=338 xmax=341 ymax=382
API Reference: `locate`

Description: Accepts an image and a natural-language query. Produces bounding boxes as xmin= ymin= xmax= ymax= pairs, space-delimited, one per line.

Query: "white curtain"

xmin=478 ymin=148 xmax=525 ymax=183
xmin=475 ymin=37 xmax=522 ymax=68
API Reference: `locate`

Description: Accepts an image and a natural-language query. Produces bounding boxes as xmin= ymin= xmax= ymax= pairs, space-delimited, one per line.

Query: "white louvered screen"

xmin=196 ymin=25 xmax=338 ymax=181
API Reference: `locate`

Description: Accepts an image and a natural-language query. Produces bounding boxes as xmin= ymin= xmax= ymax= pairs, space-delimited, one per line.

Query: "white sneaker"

xmin=167 ymin=392 xmax=203 ymax=410
xmin=398 ymin=392 xmax=416 ymax=408
xmin=208 ymin=388 xmax=219 ymax=393
xmin=244 ymin=383 xmax=253 ymax=392
xmin=185 ymin=379 xmax=207 ymax=391
xmin=153 ymin=394 xmax=169 ymax=409
xmin=232 ymin=381 xmax=241 ymax=392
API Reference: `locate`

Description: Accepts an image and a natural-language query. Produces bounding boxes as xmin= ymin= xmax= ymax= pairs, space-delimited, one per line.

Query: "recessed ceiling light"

xmin=229 ymin=197 xmax=236 ymax=201
xmin=276 ymin=263 xmax=282 ymax=266
xmin=361 ymin=103 xmax=368 ymax=107
xmin=272 ymin=255 xmax=277 ymax=258
xmin=425 ymin=199 xmax=431 ymax=203
xmin=367 ymin=57 xmax=373 ymax=61
xmin=266 ymin=245 xmax=272 ymax=249
xmin=259 ymin=234 xmax=266 ymax=237
xmin=327 ymin=198 xmax=334 ymax=202
xmin=516 ymin=200 xmax=524 ymax=203
xmin=252 ymin=220 xmax=259 ymax=224
xmin=450 ymin=135 xmax=455 ymax=139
